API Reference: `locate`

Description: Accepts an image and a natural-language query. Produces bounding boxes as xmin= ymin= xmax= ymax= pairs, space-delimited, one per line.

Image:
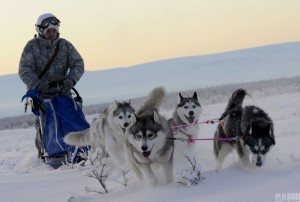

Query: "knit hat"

xmin=35 ymin=13 xmax=60 ymax=36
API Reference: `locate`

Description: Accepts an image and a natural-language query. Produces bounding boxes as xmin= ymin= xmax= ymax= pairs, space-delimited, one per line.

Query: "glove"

xmin=37 ymin=81 xmax=49 ymax=93
xmin=61 ymin=78 xmax=74 ymax=94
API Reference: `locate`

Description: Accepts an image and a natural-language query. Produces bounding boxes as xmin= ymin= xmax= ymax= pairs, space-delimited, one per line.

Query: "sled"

xmin=22 ymin=88 xmax=90 ymax=167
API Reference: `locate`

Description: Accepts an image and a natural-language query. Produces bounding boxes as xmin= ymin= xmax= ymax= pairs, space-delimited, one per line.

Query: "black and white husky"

xmin=125 ymin=87 xmax=174 ymax=186
xmin=168 ymin=92 xmax=202 ymax=169
xmin=213 ymin=89 xmax=275 ymax=169
xmin=64 ymin=101 xmax=135 ymax=166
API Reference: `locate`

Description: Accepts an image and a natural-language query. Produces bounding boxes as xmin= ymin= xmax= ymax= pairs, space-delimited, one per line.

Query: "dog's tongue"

xmin=121 ymin=127 xmax=126 ymax=134
xmin=143 ymin=151 xmax=151 ymax=158
xmin=187 ymin=116 xmax=195 ymax=124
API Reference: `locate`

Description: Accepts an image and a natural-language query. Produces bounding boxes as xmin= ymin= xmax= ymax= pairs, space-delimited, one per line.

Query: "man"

xmin=19 ymin=13 xmax=85 ymax=159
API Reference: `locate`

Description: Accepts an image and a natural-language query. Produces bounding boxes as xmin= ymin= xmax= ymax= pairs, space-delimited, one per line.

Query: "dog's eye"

xmin=251 ymin=148 xmax=258 ymax=154
xmin=119 ymin=116 xmax=123 ymax=119
xmin=148 ymin=133 xmax=154 ymax=138
xmin=128 ymin=115 xmax=131 ymax=118
xmin=184 ymin=106 xmax=188 ymax=109
xmin=192 ymin=105 xmax=196 ymax=108
xmin=135 ymin=134 xmax=142 ymax=139
xmin=261 ymin=147 xmax=269 ymax=154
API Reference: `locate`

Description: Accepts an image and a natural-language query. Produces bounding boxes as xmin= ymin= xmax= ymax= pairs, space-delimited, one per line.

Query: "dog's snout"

xmin=256 ymin=156 xmax=262 ymax=167
xmin=141 ymin=145 xmax=148 ymax=151
xmin=189 ymin=111 xmax=194 ymax=116
xmin=124 ymin=122 xmax=129 ymax=128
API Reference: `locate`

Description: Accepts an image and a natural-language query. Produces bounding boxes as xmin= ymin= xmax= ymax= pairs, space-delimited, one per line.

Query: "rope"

xmin=169 ymin=136 xmax=239 ymax=143
xmin=169 ymin=118 xmax=239 ymax=143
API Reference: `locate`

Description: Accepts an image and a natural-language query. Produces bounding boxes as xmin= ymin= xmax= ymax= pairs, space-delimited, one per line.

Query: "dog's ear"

xmin=267 ymin=123 xmax=273 ymax=136
xmin=111 ymin=101 xmax=118 ymax=109
xmin=193 ymin=92 xmax=198 ymax=100
xmin=179 ymin=93 xmax=184 ymax=100
xmin=129 ymin=113 xmax=137 ymax=127
xmin=267 ymin=123 xmax=276 ymax=145
xmin=153 ymin=109 xmax=160 ymax=124
xmin=220 ymin=120 xmax=225 ymax=129
xmin=271 ymin=137 xmax=276 ymax=145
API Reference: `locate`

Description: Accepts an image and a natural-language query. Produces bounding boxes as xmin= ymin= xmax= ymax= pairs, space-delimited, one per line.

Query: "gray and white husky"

xmin=213 ymin=89 xmax=275 ymax=169
xmin=168 ymin=92 xmax=202 ymax=168
xmin=125 ymin=87 xmax=174 ymax=186
xmin=169 ymin=92 xmax=202 ymax=139
xmin=64 ymin=101 xmax=135 ymax=166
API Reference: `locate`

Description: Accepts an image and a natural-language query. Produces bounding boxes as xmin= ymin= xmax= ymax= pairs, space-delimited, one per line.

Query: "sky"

xmin=1 ymin=0 xmax=300 ymax=76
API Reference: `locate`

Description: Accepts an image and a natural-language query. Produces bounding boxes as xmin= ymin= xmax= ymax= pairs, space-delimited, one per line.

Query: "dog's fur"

xmin=168 ymin=92 xmax=202 ymax=169
xmin=214 ymin=88 xmax=275 ymax=169
xmin=124 ymin=87 xmax=174 ymax=186
xmin=64 ymin=101 xmax=135 ymax=166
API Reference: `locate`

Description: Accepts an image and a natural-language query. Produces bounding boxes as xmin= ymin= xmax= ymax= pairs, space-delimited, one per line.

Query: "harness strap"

xmin=169 ymin=136 xmax=239 ymax=143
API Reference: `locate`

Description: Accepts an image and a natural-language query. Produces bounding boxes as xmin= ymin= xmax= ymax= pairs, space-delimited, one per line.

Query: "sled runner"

xmin=22 ymin=88 xmax=90 ymax=167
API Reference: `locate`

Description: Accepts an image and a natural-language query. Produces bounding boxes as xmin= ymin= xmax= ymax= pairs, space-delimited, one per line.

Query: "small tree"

xmin=83 ymin=148 xmax=110 ymax=194
xmin=62 ymin=147 xmax=87 ymax=169
xmin=113 ymin=168 xmax=130 ymax=187
xmin=176 ymin=153 xmax=204 ymax=187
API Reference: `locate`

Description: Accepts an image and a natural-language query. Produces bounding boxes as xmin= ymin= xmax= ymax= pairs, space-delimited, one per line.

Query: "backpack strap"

xmin=38 ymin=40 xmax=60 ymax=79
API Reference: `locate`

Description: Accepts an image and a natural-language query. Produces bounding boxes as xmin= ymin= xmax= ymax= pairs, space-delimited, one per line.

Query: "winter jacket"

xmin=19 ymin=36 xmax=84 ymax=98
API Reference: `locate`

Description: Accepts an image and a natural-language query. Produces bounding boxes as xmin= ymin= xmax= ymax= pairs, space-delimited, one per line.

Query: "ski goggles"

xmin=39 ymin=17 xmax=60 ymax=29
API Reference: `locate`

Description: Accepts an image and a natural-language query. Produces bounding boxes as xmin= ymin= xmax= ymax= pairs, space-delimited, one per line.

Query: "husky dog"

xmin=213 ymin=89 xmax=275 ymax=169
xmin=169 ymin=92 xmax=202 ymax=138
xmin=168 ymin=92 xmax=202 ymax=168
xmin=64 ymin=101 xmax=135 ymax=166
xmin=125 ymin=87 xmax=174 ymax=186
xmin=241 ymin=105 xmax=275 ymax=167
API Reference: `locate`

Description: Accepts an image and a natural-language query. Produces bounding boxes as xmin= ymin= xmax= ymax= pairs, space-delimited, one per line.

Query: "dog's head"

xmin=112 ymin=100 xmax=135 ymax=133
xmin=127 ymin=110 xmax=170 ymax=158
xmin=243 ymin=121 xmax=275 ymax=167
xmin=176 ymin=92 xmax=202 ymax=124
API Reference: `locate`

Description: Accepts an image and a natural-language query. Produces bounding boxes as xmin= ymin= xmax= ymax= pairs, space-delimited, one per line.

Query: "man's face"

xmin=44 ymin=28 xmax=58 ymax=41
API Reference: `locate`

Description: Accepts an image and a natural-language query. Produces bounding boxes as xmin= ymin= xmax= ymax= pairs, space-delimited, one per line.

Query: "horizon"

xmin=1 ymin=41 xmax=300 ymax=119
xmin=1 ymin=0 xmax=300 ymax=76
xmin=1 ymin=41 xmax=299 ymax=77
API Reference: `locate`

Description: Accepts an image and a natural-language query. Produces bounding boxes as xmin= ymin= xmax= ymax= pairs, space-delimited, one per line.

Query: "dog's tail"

xmin=136 ymin=86 xmax=166 ymax=116
xmin=222 ymin=88 xmax=247 ymax=116
xmin=64 ymin=128 xmax=91 ymax=146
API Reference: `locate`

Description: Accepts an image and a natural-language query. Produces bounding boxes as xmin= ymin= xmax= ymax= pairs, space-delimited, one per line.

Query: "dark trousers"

xmin=35 ymin=109 xmax=46 ymax=158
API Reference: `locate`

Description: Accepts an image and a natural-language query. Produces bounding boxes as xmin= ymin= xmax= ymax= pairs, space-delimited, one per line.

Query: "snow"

xmin=1 ymin=91 xmax=300 ymax=202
